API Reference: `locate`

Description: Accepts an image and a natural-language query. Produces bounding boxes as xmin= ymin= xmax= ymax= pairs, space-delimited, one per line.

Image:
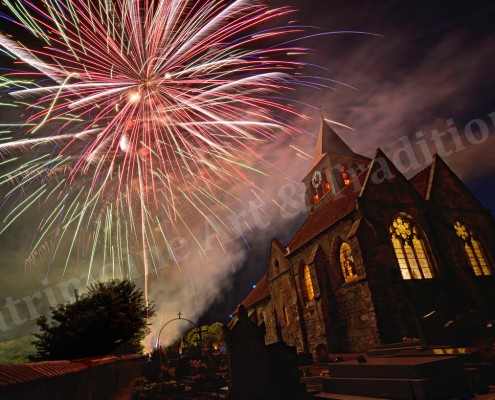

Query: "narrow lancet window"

xmin=303 ymin=264 xmax=315 ymax=301
xmin=322 ymin=172 xmax=331 ymax=193
xmin=341 ymin=165 xmax=350 ymax=185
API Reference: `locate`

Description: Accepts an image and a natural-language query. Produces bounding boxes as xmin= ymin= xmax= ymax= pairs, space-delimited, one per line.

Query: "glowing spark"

xmin=128 ymin=92 xmax=141 ymax=103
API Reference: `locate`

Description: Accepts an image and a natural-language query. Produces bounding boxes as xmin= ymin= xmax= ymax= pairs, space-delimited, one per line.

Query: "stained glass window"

xmin=339 ymin=242 xmax=357 ymax=281
xmin=390 ymin=214 xmax=433 ymax=279
xmin=454 ymin=221 xmax=492 ymax=276
xmin=303 ymin=264 xmax=315 ymax=301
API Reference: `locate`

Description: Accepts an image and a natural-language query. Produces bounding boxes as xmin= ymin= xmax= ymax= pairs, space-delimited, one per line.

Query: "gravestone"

xmin=443 ymin=310 xmax=487 ymax=346
xmin=315 ymin=343 xmax=330 ymax=362
xmin=267 ymin=342 xmax=307 ymax=400
xmin=415 ymin=310 xmax=449 ymax=346
xmin=225 ymin=305 xmax=276 ymax=400
xmin=140 ymin=359 xmax=161 ymax=383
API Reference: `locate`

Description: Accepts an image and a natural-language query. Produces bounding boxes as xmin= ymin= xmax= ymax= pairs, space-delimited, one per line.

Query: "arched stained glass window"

xmin=303 ymin=264 xmax=315 ymax=301
xmin=454 ymin=221 xmax=492 ymax=276
xmin=339 ymin=242 xmax=357 ymax=281
xmin=390 ymin=214 xmax=433 ymax=280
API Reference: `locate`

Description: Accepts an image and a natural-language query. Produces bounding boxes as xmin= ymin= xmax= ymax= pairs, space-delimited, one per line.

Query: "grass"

xmin=0 ymin=335 xmax=35 ymax=364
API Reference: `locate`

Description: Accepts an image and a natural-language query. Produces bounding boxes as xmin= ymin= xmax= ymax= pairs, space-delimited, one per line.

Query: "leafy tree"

xmin=207 ymin=322 xmax=225 ymax=348
xmin=184 ymin=327 xmax=201 ymax=348
xmin=183 ymin=322 xmax=225 ymax=349
xmin=30 ymin=279 xmax=155 ymax=361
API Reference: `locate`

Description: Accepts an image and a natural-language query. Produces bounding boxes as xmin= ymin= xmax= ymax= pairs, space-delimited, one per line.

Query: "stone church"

xmin=231 ymin=118 xmax=495 ymax=353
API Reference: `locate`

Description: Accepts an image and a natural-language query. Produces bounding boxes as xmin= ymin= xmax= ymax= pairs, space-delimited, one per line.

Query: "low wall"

xmin=0 ymin=354 xmax=146 ymax=400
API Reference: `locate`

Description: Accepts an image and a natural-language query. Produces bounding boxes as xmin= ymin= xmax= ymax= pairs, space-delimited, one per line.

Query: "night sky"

xmin=1 ymin=0 xmax=494 ymax=341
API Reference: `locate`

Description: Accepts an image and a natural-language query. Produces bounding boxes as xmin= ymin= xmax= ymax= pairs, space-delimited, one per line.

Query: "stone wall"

xmin=269 ymin=216 xmax=381 ymax=354
xmin=358 ymin=156 xmax=495 ymax=343
xmin=426 ymin=164 xmax=495 ymax=320
xmin=267 ymin=269 xmax=304 ymax=349
xmin=333 ymin=279 xmax=380 ymax=352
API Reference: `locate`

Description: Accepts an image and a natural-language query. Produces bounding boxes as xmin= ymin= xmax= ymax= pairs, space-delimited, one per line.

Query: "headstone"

xmin=140 ymin=359 xmax=161 ymax=383
xmin=456 ymin=310 xmax=485 ymax=345
xmin=444 ymin=310 xmax=487 ymax=346
xmin=315 ymin=343 xmax=330 ymax=363
xmin=414 ymin=310 xmax=450 ymax=346
xmin=266 ymin=342 xmax=307 ymax=400
xmin=225 ymin=305 xmax=276 ymax=400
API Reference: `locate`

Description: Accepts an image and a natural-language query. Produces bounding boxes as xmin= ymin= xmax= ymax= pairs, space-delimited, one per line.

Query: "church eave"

xmin=287 ymin=171 xmax=367 ymax=253
xmin=287 ymin=208 xmax=356 ymax=255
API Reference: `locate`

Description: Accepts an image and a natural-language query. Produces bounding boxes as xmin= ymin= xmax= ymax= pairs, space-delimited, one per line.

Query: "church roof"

xmin=310 ymin=117 xmax=363 ymax=170
xmin=241 ymin=274 xmax=269 ymax=309
xmin=288 ymin=171 xmax=368 ymax=252
xmin=409 ymin=163 xmax=433 ymax=199
xmin=410 ymin=155 xmax=488 ymax=211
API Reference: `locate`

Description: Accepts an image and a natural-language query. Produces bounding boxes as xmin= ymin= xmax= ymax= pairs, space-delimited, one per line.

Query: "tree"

xmin=183 ymin=322 xmax=225 ymax=349
xmin=30 ymin=279 xmax=155 ymax=361
xmin=184 ymin=327 xmax=201 ymax=348
xmin=207 ymin=322 xmax=225 ymax=349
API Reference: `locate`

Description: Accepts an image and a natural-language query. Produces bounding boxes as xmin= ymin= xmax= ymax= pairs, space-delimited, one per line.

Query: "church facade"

xmin=232 ymin=118 xmax=495 ymax=353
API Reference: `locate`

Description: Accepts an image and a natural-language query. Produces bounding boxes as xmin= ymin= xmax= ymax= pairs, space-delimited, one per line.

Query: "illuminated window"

xmin=312 ymin=187 xmax=319 ymax=204
xmin=454 ymin=221 xmax=492 ymax=276
xmin=283 ymin=306 xmax=290 ymax=326
xmin=341 ymin=165 xmax=350 ymax=185
xmin=303 ymin=264 xmax=315 ymax=301
xmin=390 ymin=214 xmax=433 ymax=280
xmin=259 ymin=310 xmax=265 ymax=325
xmin=339 ymin=242 xmax=357 ymax=281
xmin=322 ymin=172 xmax=331 ymax=193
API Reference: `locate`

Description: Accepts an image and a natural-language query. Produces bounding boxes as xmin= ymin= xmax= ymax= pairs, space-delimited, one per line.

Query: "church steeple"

xmin=310 ymin=117 xmax=361 ymax=169
xmin=303 ymin=117 xmax=371 ymax=215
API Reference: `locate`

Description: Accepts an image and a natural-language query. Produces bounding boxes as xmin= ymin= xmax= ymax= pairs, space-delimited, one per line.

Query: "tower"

xmin=302 ymin=117 xmax=371 ymax=214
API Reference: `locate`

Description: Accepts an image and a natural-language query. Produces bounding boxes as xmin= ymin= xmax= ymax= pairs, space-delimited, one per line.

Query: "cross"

xmin=177 ymin=312 xmax=182 ymax=319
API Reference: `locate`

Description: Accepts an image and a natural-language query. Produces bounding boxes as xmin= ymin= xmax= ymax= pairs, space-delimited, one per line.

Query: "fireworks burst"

xmin=0 ymin=0 xmax=314 ymax=301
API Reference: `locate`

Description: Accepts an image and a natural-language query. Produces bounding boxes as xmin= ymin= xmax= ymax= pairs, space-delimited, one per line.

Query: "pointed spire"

xmin=311 ymin=117 xmax=361 ymax=169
